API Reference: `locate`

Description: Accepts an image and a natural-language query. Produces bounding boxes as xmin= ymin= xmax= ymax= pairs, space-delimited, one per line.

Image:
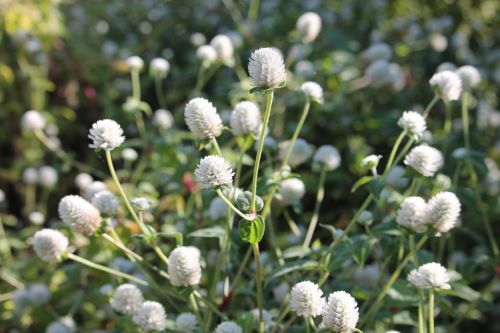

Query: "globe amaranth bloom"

xmin=301 ymin=81 xmax=324 ymax=104
xmin=296 ymin=12 xmax=322 ymax=43
xmin=58 ymin=195 xmax=102 ymax=236
xmin=396 ymin=196 xmax=428 ymax=233
xmin=404 ymin=145 xmax=444 ymax=177
xmin=214 ymin=321 xmax=243 ymax=333
xmin=91 ymin=190 xmax=120 ymax=215
xmin=194 ymin=155 xmax=234 ymax=189
xmin=408 ymin=262 xmax=451 ymax=290
xmin=426 ymin=191 xmax=461 ymax=233
xmin=168 ymin=246 xmax=202 ymax=287
xmin=429 ymin=70 xmax=462 ymax=102
xmin=133 ymin=301 xmax=167 ymax=332
xmin=278 ymin=138 xmax=313 ymax=167
xmin=175 ymin=313 xmax=198 ymax=333
xmin=21 ymin=110 xmax=46 ymax=131
xmin=455 ymin=65 xmax=480 ymax=90
xmin=230 ymin=101 xmax=262 ymax=136
xmin=88 ymin=119 xmax=125 ymax=150
xmin=290 ymin=281 xmax=325 ymax=317
xmin=313 ymin=145 xmax=341 ymax=172
xmin=248 ymin=47 xmax=286 ymax=89
xmin=149 ymin=57 xmax=170 ymax=78
xmin=184 ymin=97 xmax=223 ymax=139
xmin=398 ymin=111 xmax=427 ymax=139
xmin=32 ymin=229 xmax=68 ymax=262
xmin=278 ymin=178 xmax=305 ymax=206
xmin=321 ymin=291 xmax=359 ymax=333
xmin=110 ymin=283 xmax=144 ymax=315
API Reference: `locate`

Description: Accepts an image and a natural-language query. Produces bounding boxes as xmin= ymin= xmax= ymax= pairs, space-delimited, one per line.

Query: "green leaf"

xmin=188 ymin=226 xmax=225 ymax=240
xmin=249 ymin=86 xmax=271 ymax=94
xmin=319 ymin=224 xmax=337 ymax=239
xmin=282 ymin=245 xmax=311 ymax=259
xmin=369 ymin=176 xmax=385 ymax=198
xmin=351 ymin=175 xmax=373 ymax=193
xmin=348 ymin=235 xmax=377 ymax=266
xmin=265 ymin=260 xmax=319 ymax=286
xmin=238 ymin=215 xmax=265 ymax=244
xmin=441 ymin=282 xmax=480 ymax=302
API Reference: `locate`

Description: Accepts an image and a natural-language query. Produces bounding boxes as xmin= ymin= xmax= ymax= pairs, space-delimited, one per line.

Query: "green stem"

xmin=252 ymin=243 xmax=264 ymax=333
xmin=444 ymin=102 xmax=452 ymax=134
xmin=423 ymin=95 xmax=440 ymax=118
xmin=281 ymin=98 xmax=311 ymax=168
xmin=0 ymin=215 xmax=12 ymax=262
xmin=382 ymin=131 xmax=406 ymax=176
xmin=304 ymin=316 xmax=310 ymax=333
xmin=250 ymin=90 xmax=274 ymax=212
xmin=190 ymin=292 xmax=202 ymax=324
xmin=102 ymin=233 xmax=142 ymax=262
xmin=248 ymin=0 xmax=260 ymax=21
xmin=211 ymin=137 xmax=223 ymax=156
xmin=429 ymin=289 xmax=435 ymax=333
xmin=410 ymin=235 xmax=425 ymax=333
xmin=155 ymin=77 xmax=166 ymax=109
xmin=66 ymin=253 xmax=147 ymax=286
xmin=131 ymin=69 xmax=141 ymax=101
xmin=216 ymin=189 xmax=252 ymax=221
xmin=303 ymin=166 xmax=327 ymax=248
xmin=230 ymin=246 xmax=253 ymax=291
xmin=461 ymin=92 xmax=470 ymax=150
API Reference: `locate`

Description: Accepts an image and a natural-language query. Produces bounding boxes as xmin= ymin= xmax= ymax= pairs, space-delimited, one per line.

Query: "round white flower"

xmin=84 ymin=181 xmax=108 ymax=201
xmin=273 ymin=282 xmax=290 ymax=303
xmin=133 ymin=301 xmax=166 ymax=332
xmin=290 ymin=281 xmax=325 ymax=317
xmin=396 ymin=196 xmax=428 ymax=232
xmin=91 ymin=190 xmax=120 ymax=215
xmin=175 ymin=313 xmax=198 ymax=332
xmin=313 ymin=145 xmax=341 ymax=171
xmin=32 ymin=229 xmax=68 ymax=262
xmin=131 ymin=197 xmax=151 ymax=211
xmin=352 ymin=264 xmax=381 ymax=288
xmin=58 ymin=195 xmax=102 ymax=236
xmin=75 ymin=173 xmax=93 ymax=190
xmin=278 ymin=138 xmax=313 ymax=167
xmin=322 ymin=291 xmax=359 ymax=333
xmin=197 ymin=44 xmax=218 ymax=66
xmin=153 ymin=109 xmax=174 ymax=130
xmin=437 ymin=62 xmax=456 ymax=73
xmin=122 ymin=148 xmax=138 ymax=162
xmin=296 ymin=12 xmax=322 ymax=43
xmin=429 ymin=70 xmax=462 ymax=102
xmin=168 ymin=246 xmax=202 ymax=287
xmin=404 ymin=145 xmax=444 ymax=177
xmin=38 ymin=166 xmax=58 ymax=188
xmin=248 ymin=47 xmax=286 ymax=89
xmin=210 ymin=34 xmax=234 ymax=62
xmin=207 ymin=197 xmax=227 ymax=220
xmin=194 ymin=155 xmax=234 ymax=189
xmin=278 ymin=178 xmax=305 ymax=206
xmin=28 ymin=283 xmax=51 ymax=305
xmin=361 ymin=154 xmax=382 ymax=170
xmin=214 ymin=321 xmax=243 ymax=333
xmin=126 ymin=56 xmax=144 ymax=71
xmin=185 ymin=97 xmax=223 ymax=139
xmin=23 ymin=167 xmax=39 ymax=185
xmin=88 ymin=119 xmax=125 ymax=150
xmin=426 ymin=191 xmax=461 ymax=233
xmin=21 ymin=110 xmax=46 ymax=131
xmin=408 ymin=262 xmax=450 ymax=290
xmin=191 ymin=32 xmax=206 ymax=46
xmin=150 ymin=57 xmax=170 ymax=78
xmin=398 ymin=111 xmax=427 ymax=139
xmin=301 ymin=81 xmax=324 ymax=104
xmin=29 ymin=211 xmax=45 ymax=225
xmin=111 ymin=284 xmax=144 ymax=315
xmin=361 ymin=43 xmax=392 ymax=63
xmin=295 ymin=60 xmax=315 ymax=79
xmin=230 ymin=101 xmax=262 ymax=136
xmin=455 ymin=65 xmax=481 ymax=90
xmin=46 ymin=317 xmax=76 ymax=333
xmin=385 ymin=166 xmax=409 ymax=189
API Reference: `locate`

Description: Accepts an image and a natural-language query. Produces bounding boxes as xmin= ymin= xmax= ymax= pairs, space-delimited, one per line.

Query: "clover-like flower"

xmin=88 ymin=119 xmax=125 ymax=150
xmin=21 ymin=110 xmax=46 ymax=131
xmin=58 ymin=195 xmax=102 ymax=236
xmin=184 ymin=97 xmax=223 ymax=139
xmin=214 ymin=321 xmax=243 ymax=333
xmin=398 ymin=111 xmax=427 ymax=139
xmin=408 ymin=262 xmax=451 ymax=290
xmin=248 ymin=48 xmax=286 ymax=89
xmin=32 ymin=229 xmax=68 ymax=262
xmin=168 ymin=246 xmax=202 ymax=287
xmin=396 ymin=196 xmax=428 ymax=233
xmin=150 ymin=57 xmax=170 ymax=78
xmin=290 ymin=281 xmax=325 ymax=317
xmin=426 ymin=191 xmax=461 ymax=233
xmin=175 ymin=313 xmax=198 ymax=333
xmin=455 ymin=65 xmax=480 ymax=90
xmin=429 ymin=70 xmax=462 ymax=102
xmin=296 ymin=12 xmax=322 ymax=43
xmin=404 ymin=145 xmax=444 ymax=177
xmin=313 ymin=145 xmax=341 ymax=171
xmin=321 ymin=291 xmax=359 ymax=333
xmin=194 ymin=155 xmax=234 ymax=189
xmin=230 ymin=101 xmax=262 ymax=136
xmin=110 ymin=283 xmax=144 ymax=315
xmin=301 ymin=81 xmax=324 ymax=104
xmin=133 ymin=301 xmax=167 ymax=332
xmin=91 ymin=190 xmax=120 ymax=215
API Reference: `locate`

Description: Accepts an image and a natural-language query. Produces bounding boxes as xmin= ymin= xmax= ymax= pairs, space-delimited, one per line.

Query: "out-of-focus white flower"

xmin=111 ymin=284 xmax=144 ymax=315
xmin=133 ymin=301 xmax=166 ymax=332
xmin=191 ymin=32 xmax=206 ymax=46
xmin=296 ymin=12 xmax=322 ymax=43
xmin=38 ymin=166 xmax=58 ymax=188
xmin=437 ymin=62 xmax=456 ymax=72
xmin=295 ymin=60 xmax=315 ymax=79
xmin=131 ymin=197 xmax=150 ymax=211
xmin=126 ymin=56 xmax=144 ymax=71
xmin=248 ymin=48 xmax=286 ymax=89
xmin=313 ymin=145 xmax=341 ymax=171
xmin=250 ymin=309 xmax=275 ymax=330
xmin=230 ymin=101 xmax=262 ymax=136
xmin=75 ymin=173 xmax=93 ymax=190
xmin=408 ymin=262 xmax=451 ymax=289
xmin=301 ymin=81 xmax=324 ymax=104
xmin=273 ymin=282 xmax=290 ymax=303
xmin=361 ymin=154 xmax=382 ymax=171
xmin=396 ymin=196 xmax=429 ymax=232
xmin=455 ymin=65 xmax=481 ymax=90
xmin=207 ymin=197 xmax=227 ymax=220
xmin=214 ymin=321 xmax=243 ymax=333
xmin=361 ymin=43 xmax=392 ymax=63
xmin=290 ymin=281 xmax=325 ymax=317
xmin=197 ymin=45 xmax=218 ymax=67
xmin=385 ymin=166 xmax=409 ymax=189
xmin=278 ymin=138 xmax=313 ymax=167
xmin=111 ymin=257 xmax=136 ymax=274
xmin=84 ymin=181 xmax=107 ymax=201
xmin=175 ymin=313 xmax=198 ymax=333
xmin=404 ymin=145 xmax=444 ymax=177
xmin=153 ymin=109 xmax=174 ymax=130
xmin=352 ymin=264 xmax=381 ymax=288
xmin=426 ymin=191 xmax=461 ymax=233
xmin=21 ymin=110 xmax=46 ymax=131
xmin=29 ymin=211 xmax=45 ymax=225
xmin=278 ymin=178 xmax=305 ymax=206
xmin=46 ymin=317 xmax=76 ymax=333
xmin=398 ymin=111 xmax=427 ymax=139
xmin=32 ymin=229 xmax=68 ymax=262
xmin=194 ymin=155 xmax=234 ymax=189
xmin=28 ymin=283 xmax=51 ymax=305
xmin=168 ymin=246 xmax=202 ymax=287
xmin=429 ymin=70 xmax=462 ymax=102
xmin=210 ymin=35 xmax=234 ymax=62
xmin=58 ymin=195 xmax=101 ymax=236
xmin=150 ymin=57 xmax=170 ymax=78
xmin=184 ymin=97 xmax=223 ymax=139
xmin=122 ymin=148 xmax=138 ymax=162
xmin=92 ymin=190 xmax=120 ymax=215
xmin=23 ymin=167 xmax=39 ymax=185
xmin=430 ymin=33 xmax=448 ymax=52
xmin=88 ymin=119 xmax=125 ymax=150
xmin=322 ymin=291 xmax=359 ymax=333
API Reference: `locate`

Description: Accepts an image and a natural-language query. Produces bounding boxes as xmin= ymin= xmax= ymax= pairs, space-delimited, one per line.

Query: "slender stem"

xmin=423 ymin=95 xmax=440 ymax=118
xmin=304 ymin=316 xmax=310 ymax=333
xmin=382 ymin=131 xmax=406 ymax=176
xmin=139 ymin=212 xmax=170 ymax=267
xmin=216 ymin=189 xmax=252 ymax=221
xmin=252 ymin=243 xmax=264 ymax=333
xmin=102 ymin=233 xmax=143 ymax=261
xmin=0 ymin=215 xmax=12 ymax=262
xmin=230 ymin=246 xmax=253 ymax=291
xmin=429 ymin=289 xmax=435 ymax=333
xmin=190 ymin=292 xmax=202 ymax=324
xmin=461 ymin=92 xmax=470 ymax=150
xmin=66 ymin=253 xmax=148 ymax=286
xmin=410 ymin=234 xmax=425 ymax=333
xmin=281 ymin=98 xmax=311 ymax=168
xmin=155 ymin=77 xmax=166 ymax=109
xmin=392 ymin=138 xmax=414 ymax=168
xmin=444 ymin=102 xmax=452 ymax=134
xmin=248 ymin=0 xmax=260 ymax=21
xmin=211 ymin=137 xmax=223 ymax=156
xmin=131 ymin=69 xmax=141 ymax=101
xmin=303 ymin=166 xmax=327 ymax=247
xmin=193 ymin=65 xmax=207 ymax=96
xmin=250 ymin=90 xmax=274 ymax=212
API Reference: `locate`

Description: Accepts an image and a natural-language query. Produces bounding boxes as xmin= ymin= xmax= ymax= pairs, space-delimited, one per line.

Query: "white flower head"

xmin=408 ymin=262 xmax=451 ymax=290
xmin=290 ymin=281 xmax=325 ymax=317
xmin=133 ymin=301 xmax=166 ymax=332
xmin=21 ymin=110 xmax=46 ymax=131
xmin=88 ymin=119 xmax=125 ymax=150
xmin=91 ymin=190 xmax=120 ymax=215
xmin=168 ymin=246 xmax=202 ymax=286
xmin=296 ymin=12 xmax=322 ymax=43
xmin=196 ymin=45 xmax=218 ymax=67
xmin=38 ymin=166 xmax=58 ymax=188
xmin=398 ymin=111 xmax=427 ymax=139
xmin=32 ymin=229 xmax=68 ymax=262
xmin=385 ymin=166 xmax=410 ymax=189
xmin=361 ymin=154 xmax=382 ymax=170
xmin=230 ymin=101 xmax=262 ymax=136
xmin=396 ymin=196 xmax=429 ymax=233
xmin=58 ymin=195 xmax=102 ymax=236
xmin=278 ymin=178 xmax=305 ymax=206
xmin=437 ymin=62 xmax=456 ymax=73
xmin=455 ymin=65 xmax=481 ymax=90
xmin=278 ymin=138 xmax=313 ymax=167
xmin=29 ymin=211 xmax=45 ymax=225
xmin=75 ymin=173 xmax=93 ymax=190
xmin=322 ymin=291 xmax=359 ymax=333
xmin=194 ymin=155 xmax=234 ymax=189
xmin=184 ymin=97 xmax=223 ymax=139
xmin=122 ymin=148 xmax=138 ymax=161
xmin=28 ymin=283 xmax=51 ymax=305
xmin=429 ymin=70 xmax=462 ymax=102
xmin=111 ymin=283 xmax=144 ymax=315
xmin=273 ymin=282 xmax=290 ymax=303
xmin=126 ymin=56 xmax=144 ymax=71
xmin=23 ymin=167 xmax=39 ymax=184
xmin=150 ymin=57 xmax=170 ymax=78
xmin=84 ymin=181 xmax=108 ymax=201
xmin=214 ymin=321 xmax=243 ymax=333
xmin=175 ymin=313 xmax=198 ymax=332
xmin=248 ymin=47 xmax=286 ymax=89
xmin=46 ymin=317 xmax=76 ymax=333
xmin=153 ymin=109 xmax=174 ymax=130
xmin=131 ymin=197 xmax=151 ymax=211
xmin=426 ymin=191 xmax=461 ymax=233
xmin=361 ymin=43 xmax=392 ymax=63
xmin=352 ymin=264 xmax=381 ymax=288
xmin=207 ymin=197 xmax=227 ymax=220
xmin=404 ymin=145 xmax=444 ymax=177
xmin=301 ymin=81 xmax=324 ymax=104
xmin=210 ymin=34 xmax=234 ymax=62
xmin=313 ymin=145 xmax=341 ymax=171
